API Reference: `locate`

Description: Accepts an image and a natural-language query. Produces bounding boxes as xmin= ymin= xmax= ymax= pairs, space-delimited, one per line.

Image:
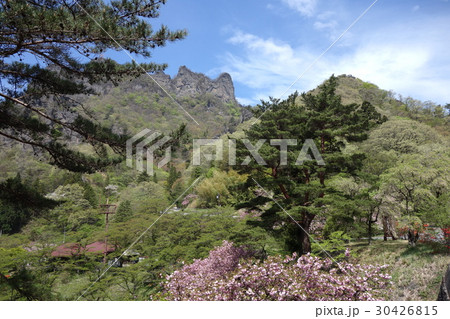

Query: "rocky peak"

xmin=153 ymin=66 xmax=237 ymax=104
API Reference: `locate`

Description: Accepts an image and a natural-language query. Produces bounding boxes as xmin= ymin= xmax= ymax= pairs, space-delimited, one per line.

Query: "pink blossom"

xmin=158 ymin=241 xmax=392 ymax=301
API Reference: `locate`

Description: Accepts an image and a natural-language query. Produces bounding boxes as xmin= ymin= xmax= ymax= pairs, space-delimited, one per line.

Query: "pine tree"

xmin=236 ymin=75 xmax=385 ymax=254
xmin=137 ymin=171 xmax=150 ymax=183
xmin=0 ymin=0 xmax=186 ymax=172
xmin=0 ymin=173 xmax=57 ymax=233
xmin=115 ymin=200 xmax=133 ymax=223
xmin=82 ymin=183 xmax=98 ymax=208
xmin=166 ymin=164 xmax=180 ymax=191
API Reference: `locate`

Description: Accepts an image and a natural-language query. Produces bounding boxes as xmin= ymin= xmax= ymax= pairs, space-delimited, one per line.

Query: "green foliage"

xmin=137 ymin=172 xmax=150 ymax=184
xmin=114 ymin=200 xmax=133 ymax=223
xmin=380 ymin=148 xmax=449 ymax=218
xmin=0 ymin=0 xmax=186 ymax=172
xmin=166 ymin=165 xmax=181 ymax=191
xmin=424 ymin=192 xmax=450 ymax=228
xmin=235 ymin=75 xmax=385 ymax=254
xmin=0 ymin=247 xmax=28 ymax=275
xmin=321 ymin=194 xmax=368 ymax=240
xmin=141 ymin=210 xmax=281 ymax=264
xmin=165 ymin=164 xmax=187 ymax=201
xmin=47 ymin=183 xmax=100 ymax=231
xmin=0 ymin=174 xmax=57 ymax=233
xmin=120 ymin=181 xmax=169 ymax=214
xmin=70 ymin=208 xmax=282 ymax=300
xmin=0 ymin=71 xmax=448 ymax=300
xmin=86 ymin=77 xmax=243 ymax=142
xmin=82 ymin=183 xmax=98 ymax=207
xmin=311 ymin=231 xmax=352 ymax=260
xmin=323 ymin=174 xmax=384 ymax=242
xmin=195 ymin=169 xmax=248 ymax=207
xmin=334 ymin=75 xmax=449 ymax=136
xmin=379 ymin=145 xmax=450 ymax=245
xmin=362 ymin=118 xmax=442 ymax=155
xmin=362 ymin=82 xmax=379 ymax=90
xmin=0 ymin=247 xmax=55 ymax=300
xmin=190 ymin=166 xmax=203 ymax=182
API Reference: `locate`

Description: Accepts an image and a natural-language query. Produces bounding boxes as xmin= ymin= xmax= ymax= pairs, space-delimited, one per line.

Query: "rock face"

xmin=152 ymin=66 xmax=237 ymax=104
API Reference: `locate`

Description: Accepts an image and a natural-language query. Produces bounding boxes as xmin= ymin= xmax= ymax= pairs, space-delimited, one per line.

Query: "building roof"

xmin=51 ymin=241 xmax=115 ymax=257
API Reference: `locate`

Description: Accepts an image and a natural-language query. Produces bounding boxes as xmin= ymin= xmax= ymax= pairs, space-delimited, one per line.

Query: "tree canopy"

xmin=0 ymin=0 xmax=186 ymax=172
xmin=235 ymin=75 xmax=386 ymax=254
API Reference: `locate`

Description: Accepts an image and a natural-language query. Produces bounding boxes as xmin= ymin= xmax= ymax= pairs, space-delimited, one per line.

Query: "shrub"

xmin=195 ymin=170 xmax=247 ymax=207
xmin=311 ymin=231 xmax=352 ymax=260
xmin=160 ymin=241 xmax=392 ymax=301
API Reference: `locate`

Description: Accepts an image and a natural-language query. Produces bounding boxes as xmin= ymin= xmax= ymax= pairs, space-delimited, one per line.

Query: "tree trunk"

xmin=296 ymin=213 xmax=314 ymax=255
xmin=298 ymin=227 xmax=311 ymax=254
xmin=367 ymin=209 xmax=379 ymax=245
xmin=383 ymin=215 xmax=389 ymax=241
xmin=407 ymin=229 xmax=419 ymax=247
xmin=278 ymin=183 xmax=290 ymax=199
xmin=272 ymin=167 xmax=290 ymax=199
xmin=383 ymin=214 xmax=397 ymax=241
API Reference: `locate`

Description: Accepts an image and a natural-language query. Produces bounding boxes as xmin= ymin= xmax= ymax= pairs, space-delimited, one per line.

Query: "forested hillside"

xmin=0 ymin=71 xmax=448 ymax=300
xmin=0 ymin=0 xmax=448 ymax=303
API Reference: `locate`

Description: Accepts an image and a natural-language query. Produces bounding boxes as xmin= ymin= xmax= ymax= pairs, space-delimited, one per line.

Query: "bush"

xmin=160 ymin=241 xmax=392 ymax=301
xmin=195 ymin=170 xmax=247 ymax=207
xmin=311 ymin=231 xmax=352 ymax=260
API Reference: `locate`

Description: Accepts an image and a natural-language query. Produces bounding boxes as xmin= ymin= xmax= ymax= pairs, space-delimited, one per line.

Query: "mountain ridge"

xmin=151 ymin=65 xmax=237 ymax=105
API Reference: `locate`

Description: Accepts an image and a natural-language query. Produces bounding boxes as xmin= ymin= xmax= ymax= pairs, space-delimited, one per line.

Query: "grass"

xmin=349 ymin=239 xmax=449 ymax=301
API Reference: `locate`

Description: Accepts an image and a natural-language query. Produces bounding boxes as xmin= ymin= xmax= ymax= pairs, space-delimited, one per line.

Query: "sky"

xmin=124 ymin=0 xmax=450 ymax=106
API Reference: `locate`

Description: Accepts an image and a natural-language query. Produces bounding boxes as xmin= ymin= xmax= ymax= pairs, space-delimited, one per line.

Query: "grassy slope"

xmin=349 ymin=240 xmax=449 ymax=301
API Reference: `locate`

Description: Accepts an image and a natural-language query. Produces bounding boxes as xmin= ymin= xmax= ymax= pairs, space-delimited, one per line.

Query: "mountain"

xmin=0 ymin=71 xmax=448 ymax=186
xmin=152 ymin=65 xmax=236 ymax=104
xmin=1 ymin=71 xmax=448 ymax=302
xmin=313 ymin=75 xmax=449 ymax=136
xmin=81 ymin=66 xmax=251 ymax=138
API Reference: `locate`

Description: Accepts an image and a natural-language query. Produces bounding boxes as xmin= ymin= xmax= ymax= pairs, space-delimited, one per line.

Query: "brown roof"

xmin=51 ymin=241 xmax=115 ymax=257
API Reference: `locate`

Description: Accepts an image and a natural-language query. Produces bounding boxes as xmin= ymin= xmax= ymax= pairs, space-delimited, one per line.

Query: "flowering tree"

xmin=181 ymin=194 xmax=197 ymax=208
xmin=160 ymin=241 xmax=392 ymax=301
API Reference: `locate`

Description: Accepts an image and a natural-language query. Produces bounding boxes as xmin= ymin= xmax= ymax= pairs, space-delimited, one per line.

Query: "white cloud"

xmin=332 ymin=44 xmax=431 ymax=93
xmin=316 ymin=10 xmax=335 ymax=20
xmin=314 ymin=10 xmax=338 ymax=36
xmin=218 ymin=21 xmax=450 ymax=105
xmin=235 ymin=96 xmax=256 ymax=106
xmin=219 ymin=31 xmax=315 ymax=101
xmin=412 ymin=5 xmax=420 ymax=12
xmin=313 ymin=20 xmax=338 ymax=31
xmin=280 ymin=2 xmax=340 ymax=39
xmin=281 ymin=0 xmax=318 ymax=17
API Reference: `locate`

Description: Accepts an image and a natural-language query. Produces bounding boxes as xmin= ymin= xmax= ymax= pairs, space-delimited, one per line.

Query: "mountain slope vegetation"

xmin=0 ymin=71 xmax=448 ymax=301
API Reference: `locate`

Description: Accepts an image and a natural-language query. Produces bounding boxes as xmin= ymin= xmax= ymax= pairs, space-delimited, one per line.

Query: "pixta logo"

xmin=126 ymin=130 xmax=325 ymax=174
xmin=193 ymin=139 xmax=325 ymax=166
xmin=126 ymin=129 xmax=171 ymax=175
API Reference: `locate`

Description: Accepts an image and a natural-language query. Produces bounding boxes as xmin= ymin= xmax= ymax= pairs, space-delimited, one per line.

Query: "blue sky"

xmin=128 ymin=0 xmax=450 ymax=105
